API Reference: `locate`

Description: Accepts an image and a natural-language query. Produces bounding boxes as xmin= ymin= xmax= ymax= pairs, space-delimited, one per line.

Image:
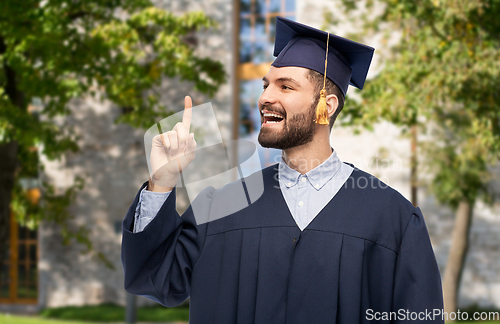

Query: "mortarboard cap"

xmin=271 ymin=16 xmax=375 ymax=97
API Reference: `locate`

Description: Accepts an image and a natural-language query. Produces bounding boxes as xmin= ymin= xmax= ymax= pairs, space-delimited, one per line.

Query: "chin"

xmin=258 ymin=131 xmax=278 ymax=149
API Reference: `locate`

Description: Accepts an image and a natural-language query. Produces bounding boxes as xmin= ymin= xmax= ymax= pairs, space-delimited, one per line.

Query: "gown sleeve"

xmin=121 ymin=182 xmax=212 ymax=307
xmin=391 ymin=207 xmax=444 ymax=323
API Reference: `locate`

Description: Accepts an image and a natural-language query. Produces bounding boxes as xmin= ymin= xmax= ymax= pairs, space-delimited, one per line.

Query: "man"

xmin=122 ymin=17 xmax=444 ymax=323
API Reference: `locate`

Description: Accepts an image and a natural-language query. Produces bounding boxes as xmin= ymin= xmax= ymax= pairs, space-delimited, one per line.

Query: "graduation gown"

xmin=121 ymin=164 xmax=444 ymax=323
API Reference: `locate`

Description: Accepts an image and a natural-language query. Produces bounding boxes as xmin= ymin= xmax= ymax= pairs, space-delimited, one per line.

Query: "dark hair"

xmin=306 ymin=69 xmax=345 ymax=129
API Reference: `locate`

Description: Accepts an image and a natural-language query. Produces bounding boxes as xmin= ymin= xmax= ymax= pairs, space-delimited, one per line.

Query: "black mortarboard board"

xmin=272 ymin=16 xmax=375 ymax=97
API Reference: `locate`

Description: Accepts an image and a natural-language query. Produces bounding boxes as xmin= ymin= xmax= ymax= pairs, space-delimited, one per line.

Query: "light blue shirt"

xmin=278 ymin=150 xmax=353 ymax=230
xmin=133 ymin=150 xmax=353 ymax=232
xmin=133 ymin=189 xmax=171 ymax=233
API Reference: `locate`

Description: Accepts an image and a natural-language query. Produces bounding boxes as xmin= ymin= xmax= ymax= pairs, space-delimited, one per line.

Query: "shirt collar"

xmin=278 ymin=149 xmax=342 ymax=191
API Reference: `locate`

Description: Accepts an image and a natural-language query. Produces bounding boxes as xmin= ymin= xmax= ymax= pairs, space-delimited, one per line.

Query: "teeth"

xmin=266 ymin=121 xmax=280 ymax=124
xmin=263 ymin=113 xmax=283 ymax=119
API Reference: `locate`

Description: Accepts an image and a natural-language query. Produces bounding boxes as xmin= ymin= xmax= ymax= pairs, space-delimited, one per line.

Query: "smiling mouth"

xmin=263 ymin=112 xmax=284 ymax=124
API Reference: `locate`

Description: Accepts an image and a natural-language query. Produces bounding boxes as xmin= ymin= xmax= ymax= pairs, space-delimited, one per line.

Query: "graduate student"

xmin=121 ymin=17 xmax=444 ymax=323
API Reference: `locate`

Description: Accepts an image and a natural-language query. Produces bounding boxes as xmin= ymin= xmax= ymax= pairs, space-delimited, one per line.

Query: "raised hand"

xmin=149 ymin=96 xmax=197 ymax=192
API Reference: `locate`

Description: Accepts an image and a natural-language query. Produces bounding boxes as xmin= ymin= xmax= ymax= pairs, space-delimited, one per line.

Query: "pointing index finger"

xmin=183 ymin=95 xmax=192 ymax=132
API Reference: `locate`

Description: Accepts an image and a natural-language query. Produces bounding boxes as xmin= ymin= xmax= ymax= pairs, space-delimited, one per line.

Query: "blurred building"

xmin=1 ymin=0 xmax=500 ymax=314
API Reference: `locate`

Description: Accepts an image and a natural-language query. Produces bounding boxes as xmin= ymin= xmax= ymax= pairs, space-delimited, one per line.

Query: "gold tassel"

xmin=315 ymin=89 xmax=329 ymax=125
xmin=315 ymin=32 xmax=330 ymax=125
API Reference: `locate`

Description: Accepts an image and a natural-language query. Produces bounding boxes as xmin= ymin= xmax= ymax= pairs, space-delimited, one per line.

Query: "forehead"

xmin=263 ymin=66 xmax=311 ymax=83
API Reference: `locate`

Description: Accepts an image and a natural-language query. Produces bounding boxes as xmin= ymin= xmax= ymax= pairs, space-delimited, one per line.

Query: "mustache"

xmin=259 ymin=104 xmax=286 ymax=117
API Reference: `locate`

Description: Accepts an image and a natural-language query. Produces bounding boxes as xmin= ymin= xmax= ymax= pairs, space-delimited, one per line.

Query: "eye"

xmin=262 ymin=84 xmax=269 ymax=90
xmin=282 ymin=85 xmax=293 ymax=90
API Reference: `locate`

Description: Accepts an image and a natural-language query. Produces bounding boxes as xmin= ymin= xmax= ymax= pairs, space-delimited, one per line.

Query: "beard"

xmin=258 ymin=102 xmax=316 ymax=150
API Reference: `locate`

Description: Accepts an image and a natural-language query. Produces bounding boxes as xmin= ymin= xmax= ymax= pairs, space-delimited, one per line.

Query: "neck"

xmin=282 ymin=129 xmax=332 ymax=174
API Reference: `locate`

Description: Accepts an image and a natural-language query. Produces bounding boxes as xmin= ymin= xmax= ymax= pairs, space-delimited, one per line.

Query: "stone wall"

xmin=38 ymin=0 xmax=234 ymax=308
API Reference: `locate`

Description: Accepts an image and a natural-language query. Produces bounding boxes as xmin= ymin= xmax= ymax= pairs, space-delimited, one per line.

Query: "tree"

xmin=0 ymin=0 xmax=225 ymax=267
xmin=326 ymin=0 xmax=500 ymax=316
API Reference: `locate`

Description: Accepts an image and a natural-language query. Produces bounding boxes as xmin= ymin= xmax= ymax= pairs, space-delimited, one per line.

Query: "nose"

xmin=258 ymin=85 xmax=277 ymax=107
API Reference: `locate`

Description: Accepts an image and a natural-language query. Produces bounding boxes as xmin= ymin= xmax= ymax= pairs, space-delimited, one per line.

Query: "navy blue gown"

xmin=121 ymin=164 xmax=444 ymax=323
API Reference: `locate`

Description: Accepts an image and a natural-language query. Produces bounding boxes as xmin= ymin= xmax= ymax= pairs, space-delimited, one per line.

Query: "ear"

xmin=325 ymin=94 xmax=339 ymax=119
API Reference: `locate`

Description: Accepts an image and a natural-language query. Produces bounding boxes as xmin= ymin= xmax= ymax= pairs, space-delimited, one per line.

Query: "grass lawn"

xmin=3 ymin=313 xmax=500 ymax=324
xmin=0 ymin=313 xmax=100 ymax=324
xmin=39 ymin=304 xmax=189 ymax=322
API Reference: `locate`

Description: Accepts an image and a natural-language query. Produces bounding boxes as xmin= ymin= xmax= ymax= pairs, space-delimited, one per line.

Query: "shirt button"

xmin=301 ymin=177 xmax=306 ymax=182
xmin=315 ymin=184 xmax=320 ymax=189
xmin=288 ymin=183 xmax=293 ymax=186
xmin=298 ymin=201 xmax=304 ymax=207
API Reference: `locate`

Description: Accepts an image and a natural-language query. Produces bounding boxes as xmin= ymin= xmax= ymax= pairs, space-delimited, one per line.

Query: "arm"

xmin=122 ymin=183 xmax=211 ymax=306
xmin=392 ymin=208 xmax=444 ymax=323
xmin=122 ymin=96 xmax=201 ymax=306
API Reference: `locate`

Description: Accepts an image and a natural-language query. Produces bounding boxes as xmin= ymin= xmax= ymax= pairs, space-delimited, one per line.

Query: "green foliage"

xmin=0 ymin=1 xmax=225 ymax=134
xmin=327 ymin=0 xmax=500 ymax=208
xmin=459 ymin=304 xmax=500 ymax=322
xmin=0 ymin=0 xmax=225 ymax=265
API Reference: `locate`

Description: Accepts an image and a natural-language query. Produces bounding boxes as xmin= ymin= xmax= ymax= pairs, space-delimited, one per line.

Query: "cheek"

xmin=285 ymin=97 xmax=315 ymax=117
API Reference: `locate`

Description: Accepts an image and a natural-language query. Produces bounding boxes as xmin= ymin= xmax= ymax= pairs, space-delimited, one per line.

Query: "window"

xmin=0 ymin=211 xmax=38 ymax=304
xmin=239 ymin=0 xmax=296 ymax=65
xmin=237 ymin=0 xmax=296 ymax=166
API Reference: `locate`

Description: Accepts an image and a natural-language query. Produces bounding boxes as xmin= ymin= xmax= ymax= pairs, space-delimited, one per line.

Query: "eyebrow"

xmin=262 ymin=76 xmax=301 ymax=87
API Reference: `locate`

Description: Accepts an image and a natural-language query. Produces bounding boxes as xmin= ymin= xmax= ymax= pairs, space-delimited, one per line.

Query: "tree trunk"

xmin=443 ymin=200 xmax=473 ymax=320
xmin=410 ymin=125 xmax=418 ymax=206
xmin=0 ymin=142 xmax=18 ymax=265
xmin=0 ymin=36 xmax=24 ymax=279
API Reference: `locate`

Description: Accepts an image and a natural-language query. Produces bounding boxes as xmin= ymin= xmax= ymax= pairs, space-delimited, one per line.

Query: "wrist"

xmin=148 ymin=176 xmax=176 ymax=193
